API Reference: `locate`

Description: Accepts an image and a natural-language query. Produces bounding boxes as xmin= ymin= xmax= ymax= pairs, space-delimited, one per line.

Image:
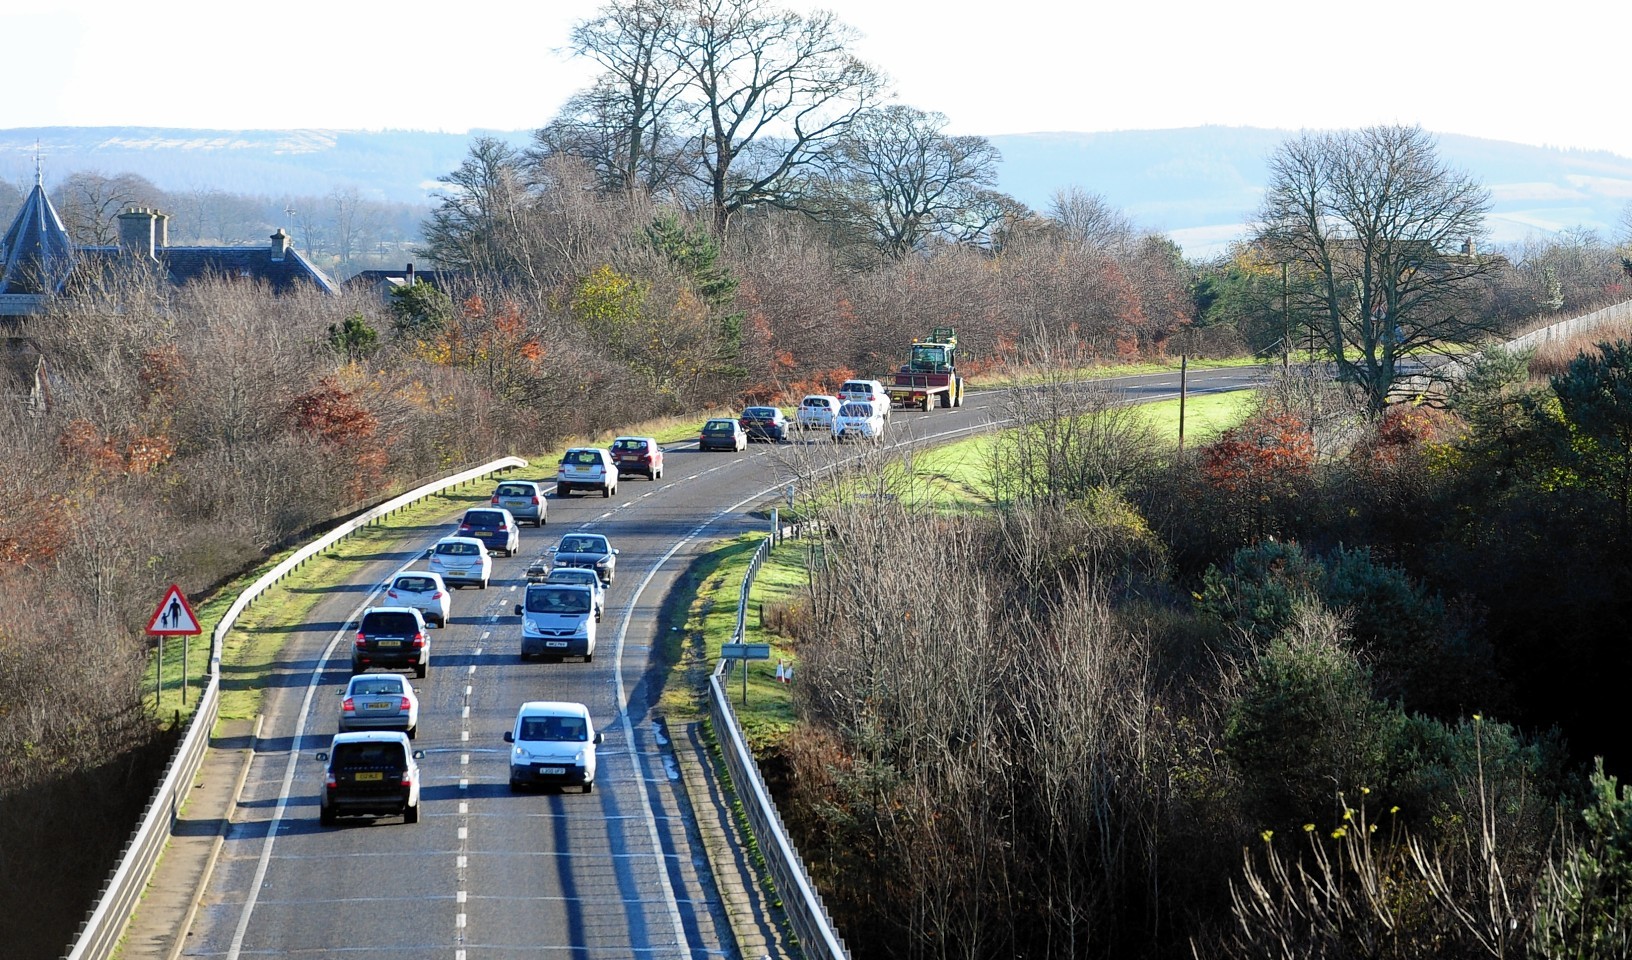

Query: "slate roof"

xmin=77 ymin=243 xmax=341 ymax=296
xmin=0 ymin=178 xmax=76 ymax=296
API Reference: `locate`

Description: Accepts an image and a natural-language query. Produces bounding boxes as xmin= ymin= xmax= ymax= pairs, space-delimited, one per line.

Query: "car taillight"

xmin=355 ymin=632 xmax=366 ymax=647
xmin=490 ymin=495 xmax=499 ymax=504
xmin=412 ymin=632 xmax=426 ymax=648
xmin=387 ymin=589 xmax=398 ymax=599
xmin=400 ymin=696 xmax=412 ymax=711
xmin=326 ymin=774 xmax=337 ymax=788
xmin=431 ymin=590 xmax=443 ymax=600
xmin=530 ymin=495 xmax=540 ymax=504
xmin=497 ymin=522 xmax=508 ymax=531
xmin=400 ymin=775 xmax=413 ymax=787
xmin=342 ymin=697 xmax=355 ymax=713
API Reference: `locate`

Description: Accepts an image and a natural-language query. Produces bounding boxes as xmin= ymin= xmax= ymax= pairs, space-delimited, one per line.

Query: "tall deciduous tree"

xmin=812 ymin=105 xmax=1003 ymax=259
xmin=664 ymin=0 xmax=884 ymax=232
xmin=52 ymin=172 xmax=163 ymax=245
xmin=542 ymin=0 xmax=693 ymax=197
xmin=1255 ymin=125 xmax=1496 ymax=414
xmin=421 ymin=137 xmax=541 ymax=280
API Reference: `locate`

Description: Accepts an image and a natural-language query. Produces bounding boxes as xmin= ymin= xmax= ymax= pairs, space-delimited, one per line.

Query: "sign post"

xmin=721 ymin=642 xmax=772 ymax=705
xmin=146 ymin=584 xmax=202 ymax=708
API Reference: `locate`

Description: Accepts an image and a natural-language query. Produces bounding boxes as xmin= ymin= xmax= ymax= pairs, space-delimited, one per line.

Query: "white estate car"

xmin=796 ymin=394 xmax=842 ymax=431
xmin=556 ymin=447 xmax=618 ymax=498
xmin=832 ymin=400 xmax=887 ymax=441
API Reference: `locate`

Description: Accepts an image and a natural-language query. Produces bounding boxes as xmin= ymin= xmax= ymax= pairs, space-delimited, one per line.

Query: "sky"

xmin=6 ymin=0 xmax=1631 ymax=158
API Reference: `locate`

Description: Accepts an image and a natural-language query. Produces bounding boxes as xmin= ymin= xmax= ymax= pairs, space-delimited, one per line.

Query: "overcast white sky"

xmin=6 ymin=0 xmax=1628 ymax=157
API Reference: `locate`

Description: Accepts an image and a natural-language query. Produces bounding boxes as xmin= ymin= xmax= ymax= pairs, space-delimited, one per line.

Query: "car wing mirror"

xmin=315 ymin=751 xmax=329 ymax=761
xmin=513 ymin=604 xmax=523 ymax=616
xmin=336 ymin=689 xmax=345 ymax=696
xmin=547 ymin=546 xmax=558 ymax=553
xmin=412 ymin=750 xmax=426 ymax=760
xmin=503 ymin=731 xmax=514 ymax=743
xmin=425 ymin=548 xmax=434 ymax=557
xmin=611 ymin=548 xmax=619 ymax=555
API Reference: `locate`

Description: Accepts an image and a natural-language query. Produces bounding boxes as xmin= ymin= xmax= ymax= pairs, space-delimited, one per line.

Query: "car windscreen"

xmin=525 ymin=587 xmax=592 ymax=614
xmin=394 ymin=576 xmax=437 ymax=592
xmin=838 ymin=403 xmax=873 ymax=417
xmin=518 ymin=716 xmax=589 ymax=742
xmin=558 ymin=537 xmax=605 ymax=554
xmin=435 ymin=541 xmax=480 ymax=556
xmin=332 ymin=742 xmax=406 ymax=769
xmin=349 ymin=678 xmax=405 ymax=696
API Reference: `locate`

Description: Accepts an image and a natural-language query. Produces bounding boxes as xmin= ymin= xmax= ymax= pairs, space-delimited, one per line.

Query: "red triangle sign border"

xmin=146 ymin=584 xmax=202 ymax=636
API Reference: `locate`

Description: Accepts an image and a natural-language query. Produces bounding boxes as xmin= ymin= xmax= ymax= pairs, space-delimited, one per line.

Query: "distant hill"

xmin=4 ymin=125 xmax=1628 ymax=258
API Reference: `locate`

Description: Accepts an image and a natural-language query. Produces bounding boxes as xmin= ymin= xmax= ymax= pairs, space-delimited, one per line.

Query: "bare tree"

xmin=811 ymin=104 xmax=1003 ymax=259
xmin=51 ymin=171 xmax=163 ymax=245
xmin=1255 ymin=125 xmax=1497 ymax=415
xmin=1048 ymin=186 xmax=1135 ymax=251
xmin=543 ymin=0 xmax=694 ymax=198
xmin=664 ymin=0 xmax=884 ymax=232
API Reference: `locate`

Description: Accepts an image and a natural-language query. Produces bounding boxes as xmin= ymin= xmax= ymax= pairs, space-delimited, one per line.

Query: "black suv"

xmin=317 ymin=732 xmax=424 ymax=826
xmin=352 ymin=606 xmax=430 ymax=678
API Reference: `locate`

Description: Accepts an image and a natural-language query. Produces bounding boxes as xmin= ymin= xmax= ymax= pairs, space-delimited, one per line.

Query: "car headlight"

xmin=513 ymin=746 xmax=528 ymax=760
xmin=595 ymin=558 xmax=609 ymax=567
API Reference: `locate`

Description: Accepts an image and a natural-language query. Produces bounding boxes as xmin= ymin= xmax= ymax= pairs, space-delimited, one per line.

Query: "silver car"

xmin=339 ymin=673 xmax=420 ymax=738
xmin=490 ymin=480 xmax=547 ymax=527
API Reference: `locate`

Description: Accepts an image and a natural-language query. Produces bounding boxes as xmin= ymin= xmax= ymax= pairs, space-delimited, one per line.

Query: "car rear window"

xmin=495 ymin=483 xmax=533 ymax=497
xmin=349 ymin=677 xmax=405 ymax=696
xmin=563 ymin=449 xmax=602 ymax=465
xmin=703 ymin=421 xmax=734 ymax=433
xmin=463 ymin=509 xmax=505 ymax=526
xmin=333 ymin=742 xmax=406 ymax=768
xmin=839 ymin=403 xmax=872 ymax=417
xmin=612 ymin=438 xmax=648 ymax=451
xmin=436 ymin=541 xmax=480 ymax=556
xmin=744 ymin=407 xmax=777 ymax=418
xmin=803 ymin=397 xmax=830 ymax=407
xmin=362 ymin=612 xmax=419 ymax=634
xmin=394 ymin=576 xmax=436 ymax=592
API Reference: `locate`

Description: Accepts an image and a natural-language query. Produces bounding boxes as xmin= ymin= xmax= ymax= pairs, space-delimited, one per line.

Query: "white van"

xmin=504 ymin=701 xmax=602 ymax=792
xmin=514 ymin=582 xmax=596 ymax=661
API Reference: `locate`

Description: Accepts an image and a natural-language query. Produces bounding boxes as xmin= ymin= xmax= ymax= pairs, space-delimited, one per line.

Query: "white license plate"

xmin=537 ymin=766 xmax=566 ymax=776
xmin=546 ymin=641 xmax=568 ymax=648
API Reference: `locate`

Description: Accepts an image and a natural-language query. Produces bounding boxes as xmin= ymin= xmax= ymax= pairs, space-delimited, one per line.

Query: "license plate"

xmin=376 ymin=639 xmax=401 ymax=648
xmin=474 ymin=530 xmax=491 ymax=537
xmin=546 ymin=641 xmax=568 ymax=648
xmin=537 ymin=766 xmax=566 ymax=776
xmin=356 ymin=771 xmax=383 ymax=782
xmin=366 ymin=701 xmax=394 ymax=710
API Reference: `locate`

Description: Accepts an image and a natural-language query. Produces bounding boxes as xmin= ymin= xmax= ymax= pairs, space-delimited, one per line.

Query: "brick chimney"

xmin=405 ymin=262 xmax=415 ymax=286
xmin=270 ymin=228 xmax=291 ymax=262
xmin=117 ymin=208 xmax=159 ymax=260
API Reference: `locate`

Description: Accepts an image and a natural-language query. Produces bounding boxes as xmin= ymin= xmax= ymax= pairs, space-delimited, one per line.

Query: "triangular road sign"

xmin=146 ymin=584 xmax=201 ymax=636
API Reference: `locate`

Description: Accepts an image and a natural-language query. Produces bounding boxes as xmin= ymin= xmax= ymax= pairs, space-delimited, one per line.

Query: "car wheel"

xmin=583 ymin=781 xmax=594 ymax=794
xmin=320 ymin=805 xmax=336 ymax=827
xmin=436 ymin=615 xmax=447 ymax=628
xmin=585 ymin=651 xmax=594 ymax=663
xmin=479 ymin=579 xmax=488 ymax=590
xmin=407 ymin=725 xmax=417 ymax=740
xmin=415 ymin=662 xmax=427 ymax=679
xmin=509 ymin=779 xmax=523 ymax=793
xmin=602 ymin=485 xmax=612 ymax=498
xmin=404 ymin=802 xmax=420 ymax=824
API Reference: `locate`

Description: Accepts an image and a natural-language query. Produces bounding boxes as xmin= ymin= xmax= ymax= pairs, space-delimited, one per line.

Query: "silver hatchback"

xmin=490 ymin=480 xmax=547 ymax=527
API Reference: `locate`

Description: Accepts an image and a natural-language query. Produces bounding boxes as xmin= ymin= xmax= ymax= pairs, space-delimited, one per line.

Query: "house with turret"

xmin=0 ymin=169 xmax=336 ymax=320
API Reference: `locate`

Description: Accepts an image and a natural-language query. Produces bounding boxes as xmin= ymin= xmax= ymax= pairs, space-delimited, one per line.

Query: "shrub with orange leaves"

xmin=287 ymin=380 xmax=378 ymax=447
xmin=1202 ymin=409 xmax=1316 ymax=496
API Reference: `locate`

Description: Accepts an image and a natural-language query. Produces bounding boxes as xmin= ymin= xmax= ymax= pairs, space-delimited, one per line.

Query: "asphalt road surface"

xmin=178 ymin=365 xmax=1259 ymax=960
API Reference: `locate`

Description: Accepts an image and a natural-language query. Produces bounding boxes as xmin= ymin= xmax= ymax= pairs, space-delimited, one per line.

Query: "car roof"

xmin=393 ymin=571 xmax=446 ymax=584
xmin=436 ymin=535 xmax=487 ymax=547
xmin=530 ymin=582 xmax=592 ymax=593
xmin=364 ymin=605 xmax=422 ymax=616
xmin=330 ymin=730 xmax=412 ymax=746
xmin=563 ymin=446 xmax=607 ymax=454
xmin=515 ymin=700 xmax=592 ymax=719
xmin=547 ymin=568 xmax=597 ymax=579
xmin=496 ymin=479 xmax=542 ymax=488
xmin=612 ymin=435 xmax=655 ymax=442
xmin=705 ymin=417 xmax=738 ymax=425
xmin=803 ymin=394 xmax=840 ymax=401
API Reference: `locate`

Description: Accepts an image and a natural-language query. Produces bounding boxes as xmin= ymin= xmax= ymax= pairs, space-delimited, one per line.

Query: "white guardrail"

xmin=62 ymin=456 xmax=526 ymax=960
xmin=708 ymin=526 xmax=852 ymax=960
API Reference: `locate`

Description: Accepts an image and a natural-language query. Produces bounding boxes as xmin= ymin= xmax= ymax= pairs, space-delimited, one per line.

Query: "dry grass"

xmin=1529 ymin=316 xmax=1632 ymax=380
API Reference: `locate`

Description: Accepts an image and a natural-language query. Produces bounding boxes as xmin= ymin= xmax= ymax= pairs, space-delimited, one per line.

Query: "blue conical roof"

xmin=0 ymin=176 xmax=76 ymax=295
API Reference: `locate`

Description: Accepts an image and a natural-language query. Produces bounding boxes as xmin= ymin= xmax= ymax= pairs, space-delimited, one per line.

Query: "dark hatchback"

xmin=739 ymin=406 xmax=789 ymax=442
xmin=352 ymin=606 xmax=430 ymax=678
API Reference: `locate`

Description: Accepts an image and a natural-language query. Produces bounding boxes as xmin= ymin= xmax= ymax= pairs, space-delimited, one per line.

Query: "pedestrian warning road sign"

xmin=147 ymin=584 xmax=201 ymax=636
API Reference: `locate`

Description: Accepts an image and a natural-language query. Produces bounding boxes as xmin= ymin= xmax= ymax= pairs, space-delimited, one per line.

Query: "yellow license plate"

xmin=355 ymin=771 xmax=383 ymax=782
xmin=376 ymin=640 xmax=401 ymax=648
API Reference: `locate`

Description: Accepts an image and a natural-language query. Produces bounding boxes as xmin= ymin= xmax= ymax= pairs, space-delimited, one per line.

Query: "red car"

xmin=610 ymin=436 xmax=664 ymax=479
